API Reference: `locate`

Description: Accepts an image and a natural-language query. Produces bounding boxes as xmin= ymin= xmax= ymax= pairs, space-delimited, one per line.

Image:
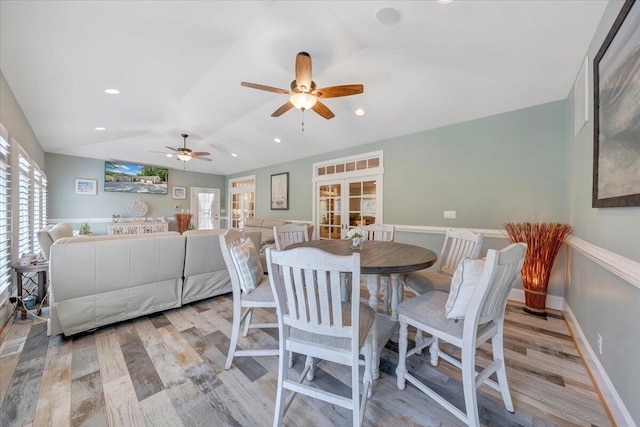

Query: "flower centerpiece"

xmin=346 ymin=227 xmax=365 ymax=250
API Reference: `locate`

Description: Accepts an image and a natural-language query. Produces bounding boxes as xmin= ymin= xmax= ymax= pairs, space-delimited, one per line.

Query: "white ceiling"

xmin=0 ymin=1 xmax=608 ymax=175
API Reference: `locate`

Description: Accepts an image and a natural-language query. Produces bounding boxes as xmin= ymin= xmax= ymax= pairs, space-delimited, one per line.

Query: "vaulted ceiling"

xmin=0 ymin=1 xmax=608 ymax=175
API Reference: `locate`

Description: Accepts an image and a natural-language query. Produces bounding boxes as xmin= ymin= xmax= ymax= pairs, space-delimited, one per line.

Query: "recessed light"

xmin=231 ymin=153 xmax=238 ymax=157
xmin=274 ymin=138 xmax=281 ymax=143
xmin=375 ymin=7 xmax=403 ymax=26
xmin=104 ymin=88 xmax=120 ymax=95
xmin=166 ymin=154 xmax=173 ymax=158
xmin=355 ymin=109 xmax=365 ymax=116
xmin=436 ymin=0 xmax=455 ymax=4
xmin=95 ymin=127 xmax=106 ymax=131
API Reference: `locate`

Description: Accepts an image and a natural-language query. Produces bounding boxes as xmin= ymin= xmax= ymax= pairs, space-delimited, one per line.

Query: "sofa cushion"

xmin=445 ymin=258 xmax=485 ymax=319
xmin=230 ymin=238 xmax=263 ymax=293
xmin=244 ymin=218 xmax=264 ymax=228
xmin=37 ymin=225 xmax=54 ymax=261
xmin=48 ymin=223 xmax=74 ymax=242
xmin=261 ymin=219 xmax=288 ymax=228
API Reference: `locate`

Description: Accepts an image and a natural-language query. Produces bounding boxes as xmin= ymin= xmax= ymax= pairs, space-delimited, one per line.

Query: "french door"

xmin=190 ymin=187 xmax=220 ymax=230
xmin=316 ymin=177 xmax=381 ymax=240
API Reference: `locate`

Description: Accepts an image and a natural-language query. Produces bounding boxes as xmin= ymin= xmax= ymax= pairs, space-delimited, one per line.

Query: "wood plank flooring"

xmin=0 ymin=289 xmax=612 ymax=427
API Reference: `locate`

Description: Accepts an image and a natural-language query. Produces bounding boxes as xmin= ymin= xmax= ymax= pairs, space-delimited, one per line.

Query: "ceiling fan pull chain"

xmin=301 ymin=108 xmax=305 ymax=132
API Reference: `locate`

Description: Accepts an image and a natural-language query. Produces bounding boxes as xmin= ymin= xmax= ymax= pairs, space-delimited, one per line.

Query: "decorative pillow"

xmin=445 ymin=258 xmax=485 ymax=320
xmin=230 ymin=238 xmax=264 ymax=293
xmin=48 ymin=223 xmax=74 ymax=242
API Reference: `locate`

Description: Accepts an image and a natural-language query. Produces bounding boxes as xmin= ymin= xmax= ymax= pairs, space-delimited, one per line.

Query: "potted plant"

xmin=504 ymin=222 xmax=572 ymax=316
xmin=79 ymin=222 xmax=91 ymax=236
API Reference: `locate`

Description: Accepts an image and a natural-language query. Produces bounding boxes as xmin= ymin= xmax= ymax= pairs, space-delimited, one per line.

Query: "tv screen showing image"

xmin=104 ymin=161 xmax=169 ymax=194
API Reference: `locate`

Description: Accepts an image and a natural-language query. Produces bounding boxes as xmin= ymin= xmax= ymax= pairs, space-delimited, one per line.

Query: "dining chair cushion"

xmin=289 ymin=303 xmax=375 ymax=350
xmin=241 ymin=275 xmax=274 ymax=302
xmin=445 ymin=258 xmax=485 ymax=319
xmin=403 ymin=271 xmax=453 ymax=295
xmin=230 ymin=238 xmax=264 ymax=293
xmin=397 ymin=291 xmax=493 ymax=340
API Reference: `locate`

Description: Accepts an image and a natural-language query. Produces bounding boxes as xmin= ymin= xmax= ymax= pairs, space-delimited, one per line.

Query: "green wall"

xmin=46 ymin=153 xmax=225 ymax=235
xmin=566 ymin=1 xmax=640 ymax=423
xmin=228 ymin=100 xmax=569 ymax=296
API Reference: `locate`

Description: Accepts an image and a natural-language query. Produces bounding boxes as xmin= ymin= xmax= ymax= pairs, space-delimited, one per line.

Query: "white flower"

xmin=346 ymin=227 xmax=365 ymax=239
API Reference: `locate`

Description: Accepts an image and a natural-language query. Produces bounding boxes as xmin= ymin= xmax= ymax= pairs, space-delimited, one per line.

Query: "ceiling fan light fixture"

xmin=177 ymin=153 xmax=192 ymax=162
xmin=289 ymin=92 xmax=317 ymax=110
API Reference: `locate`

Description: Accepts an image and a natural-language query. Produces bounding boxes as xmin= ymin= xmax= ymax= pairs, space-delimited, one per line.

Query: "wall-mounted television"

xmin=104 ymin=161 xmax=169 ymax=195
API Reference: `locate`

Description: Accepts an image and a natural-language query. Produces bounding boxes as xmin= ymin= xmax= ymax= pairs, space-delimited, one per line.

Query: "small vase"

xmin=351 ymin=237 xmax=364 ymax=251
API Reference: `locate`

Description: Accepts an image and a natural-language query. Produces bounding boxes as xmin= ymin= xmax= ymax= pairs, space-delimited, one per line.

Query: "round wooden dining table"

xmin=286 ymin=239 xmax=437 ymax=379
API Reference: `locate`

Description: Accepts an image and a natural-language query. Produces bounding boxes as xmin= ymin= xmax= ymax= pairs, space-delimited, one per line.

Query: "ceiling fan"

xmin=241 ymin=52 xmax=364 ymax=120
xmin=165 ymin=134 xmax=211 ymax=162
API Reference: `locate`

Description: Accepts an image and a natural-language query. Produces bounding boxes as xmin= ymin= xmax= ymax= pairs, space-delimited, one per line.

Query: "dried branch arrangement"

xmin=504 ymin=222 xmax=573 ymax=315
xmin=175 ymin=213 xmax=193 ymax=234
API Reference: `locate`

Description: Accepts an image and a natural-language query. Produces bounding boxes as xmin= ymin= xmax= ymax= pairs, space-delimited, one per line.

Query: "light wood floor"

xmin=0 ymin=290 xmax=612 ymax=427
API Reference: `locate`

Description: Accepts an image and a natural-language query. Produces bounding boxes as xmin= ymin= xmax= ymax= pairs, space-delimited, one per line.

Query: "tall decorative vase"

xmin=504 ymin=222 xmax=573 ymax=316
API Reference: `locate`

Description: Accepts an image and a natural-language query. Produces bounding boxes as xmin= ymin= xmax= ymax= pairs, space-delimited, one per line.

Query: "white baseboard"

xmin=508 ymin=288 xmax=565 ymax=311
xmin=564 ymin=305 xmax=636 ymax=427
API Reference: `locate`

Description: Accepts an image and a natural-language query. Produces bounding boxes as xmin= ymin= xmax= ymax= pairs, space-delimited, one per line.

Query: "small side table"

xmin=12 ymin=261 xmax=49 ymax=319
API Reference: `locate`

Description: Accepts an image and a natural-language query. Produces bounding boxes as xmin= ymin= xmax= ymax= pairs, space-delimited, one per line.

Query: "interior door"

xmin=190 ymin=187 xmax=220 ymax=229
xmin=316 ymin=177 xmax=380 ymax=240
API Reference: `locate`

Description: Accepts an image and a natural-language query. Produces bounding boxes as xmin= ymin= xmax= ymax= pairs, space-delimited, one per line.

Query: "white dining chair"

xmin=219 ymin=229 xmax=278 ymax=370
xmin=273 ymin=223 xmax=309 ymax=250
xmin=403 ymin=228 xmax=484 ymax=296
xmin=361 ymin=223 xmax=395 ymax=313
xmin=395 ymin=243 xmax=526 ymax=427
xmin=266 ymin=246 xmax=375 ymax=427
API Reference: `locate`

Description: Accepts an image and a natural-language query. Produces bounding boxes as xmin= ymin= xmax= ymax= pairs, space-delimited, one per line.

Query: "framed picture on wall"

xmin=75 ymin=178 xmax=97 ymax=195
xmin=593 ymin=0 xmax=640 ymax=207
xmin=270 ymin=172 xmax=289 ymax=210
xmin=172 ymin=186 xmax=186 ymax=199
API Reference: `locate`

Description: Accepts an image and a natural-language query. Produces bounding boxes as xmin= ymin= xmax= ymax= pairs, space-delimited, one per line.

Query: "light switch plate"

xmin=444 ymin=210 xmax=456 ymax=219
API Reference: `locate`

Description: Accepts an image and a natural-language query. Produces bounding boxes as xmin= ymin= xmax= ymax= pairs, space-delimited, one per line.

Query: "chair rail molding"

xmin=565 ymin=235 xmax=640 ymax=290
xmin=395 ymin=225 xmax=639 ymax=290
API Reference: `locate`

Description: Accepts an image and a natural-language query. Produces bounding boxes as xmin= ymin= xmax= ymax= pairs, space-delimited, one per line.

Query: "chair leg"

xmin=225 ymin=300 xmax=242 ymax=370
xmin=461 ymin=345 xmax=480 ymax=427
xmin=363 ymin=338 xmax=373 ymax=399
xmin=492 ymin=329 xmax=514 ymax=412
xmin=305 ymin=355 xmax=315 ymax=381
xmin=273 ymin=346 xmax=289 ymax=427
xmin=288 ymin=351 xmax=294 ymax=368
xmin=351 ymin=352 xmax=361 ymax=427
xmin=396 ymin=317 xmax=408 ymax=390
xmin=414 ymin=329 xmax=424 ymax=354
xmin=429 ymin=337 xmax=440 ymax=367
xmin=243 ymin=307 xmax=253 ymax=337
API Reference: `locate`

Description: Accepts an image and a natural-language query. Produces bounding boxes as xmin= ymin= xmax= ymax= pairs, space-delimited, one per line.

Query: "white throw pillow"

xmin=445 ymin=258 xmax=485 ymax=320
xmin=230 ymin=238 xmax=263 ymax=293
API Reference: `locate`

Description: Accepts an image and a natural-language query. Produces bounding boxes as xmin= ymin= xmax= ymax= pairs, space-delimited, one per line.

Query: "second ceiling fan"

xmin=241 ymin=52 xmax=364 ymax=120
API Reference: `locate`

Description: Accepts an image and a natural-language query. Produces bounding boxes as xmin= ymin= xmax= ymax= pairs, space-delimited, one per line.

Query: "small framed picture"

xmin=271 ymin=172 xmax=289 ymax=210
xmin=172 ymin=186 xmax=186 ymax=199
xmin=75 ymin=178 xmax=97 ymax=195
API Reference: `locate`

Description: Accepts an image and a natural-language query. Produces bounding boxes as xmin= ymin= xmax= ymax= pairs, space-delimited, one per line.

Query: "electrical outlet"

xmin=597 ymin=333 xmax=603 ymax=355
xmin=444 ymin=210 xmax=456 ymax=219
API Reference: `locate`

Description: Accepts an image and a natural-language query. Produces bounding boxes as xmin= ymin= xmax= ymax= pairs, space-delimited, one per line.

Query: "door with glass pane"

xmin=190 ymin=187 xmax=220 ymax=230
xmin=316 ymin=177 xmax=380 ymax=240
xmin=230 ymin=191 xmax=255 ymax=228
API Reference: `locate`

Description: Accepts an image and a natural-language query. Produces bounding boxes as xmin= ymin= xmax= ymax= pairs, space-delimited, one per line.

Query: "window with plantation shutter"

xmin=16 ymin=146 xmax=47 ymax=258
xmin=0 ymin=125 xmax=11 ymax=295
xmin=17 ymin=151 xmax=31 ymax=257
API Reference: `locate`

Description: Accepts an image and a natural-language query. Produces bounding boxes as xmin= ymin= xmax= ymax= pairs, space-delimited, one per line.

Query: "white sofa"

xmin=48 ymin=229 xmax=262 ymax=337
xmin=182 ymin=229 xmax=261 ymax=304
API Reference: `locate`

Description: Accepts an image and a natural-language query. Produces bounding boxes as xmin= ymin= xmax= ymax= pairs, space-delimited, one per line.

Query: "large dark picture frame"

xmin=270 ymin=172 xmax=289 ymax=210
xmin=593 ymin=0 xmax=640 ymax=207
